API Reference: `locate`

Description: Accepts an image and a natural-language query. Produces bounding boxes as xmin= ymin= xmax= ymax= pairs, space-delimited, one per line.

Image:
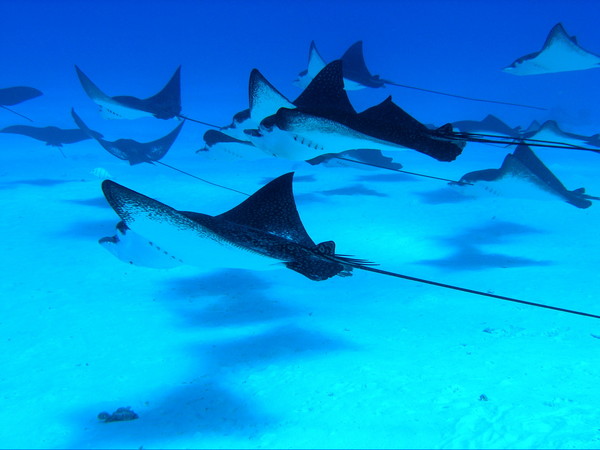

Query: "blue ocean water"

xmin=2 ymin=0 xmax=600 ymax=448
xmin=4 ymin=0 xmax=600 ymax=131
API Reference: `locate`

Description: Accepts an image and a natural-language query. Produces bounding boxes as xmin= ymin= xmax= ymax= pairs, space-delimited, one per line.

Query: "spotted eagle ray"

xmin=75 ymin=65 xmax=217 ymax=126
xmin=73 ymin=109 xmax=249 ymax=195
xmin=200 ymin=68 xmax=298 ymax=160
xmin=250 ymin=60 xmax=466 ymax=162
xmin=295 ymin=41 xmax=385 ymax=90
xmin=201 ymin=128 xmax=405 ymax=174
xmin=101 ymin=172 xmax=360 ymax=280
xmin=521 ymin=120 xmax=600 ymax=148
xmin=295 ymin=41 xmax=545 ymax=110
xmin=0 ymin=86 xmax=43 ymax=121
xmin=211 ymin=67 xmax=406 ymax=170
xmin=100 ymin=171 xmax=600 ymax=320
xmin=338 ymin=40 xmax=386 ymax=89
xmin=504 ymin=23 xmax=600 ymax=75
xmin=75 ymin=65 xmax=182 ymax=119
xmin=72 ymin=109 xmax=183 ymax=165
xmin=0 ymin=124 xmax=101 ymax=147
xmin=452 ymin=143 xmax=597 ymax=209
xmin=208 ymin=69 xmax=294 ymax=157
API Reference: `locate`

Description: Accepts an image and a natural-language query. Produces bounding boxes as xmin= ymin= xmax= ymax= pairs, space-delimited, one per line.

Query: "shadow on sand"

xmin=418 ymin=220 xmax=552 ymax=271
xmin=66 ymin=269 xmax=353 ymax=448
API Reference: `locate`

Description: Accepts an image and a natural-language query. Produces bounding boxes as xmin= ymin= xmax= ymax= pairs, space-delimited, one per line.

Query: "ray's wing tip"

xmin=101 ymin=179 xmax=122 ymax=196
xmin=74 ymin=65 xmax=86 ymax=77
xmin=29 ymin=87 xmax=44 ymax=98
xmin=553 ymin=22 xmax=566 ymax=31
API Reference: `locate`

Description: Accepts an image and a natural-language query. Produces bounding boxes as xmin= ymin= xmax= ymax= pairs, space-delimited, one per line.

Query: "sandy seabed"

xmin=1 ymin=133 xmax=599 ymax=449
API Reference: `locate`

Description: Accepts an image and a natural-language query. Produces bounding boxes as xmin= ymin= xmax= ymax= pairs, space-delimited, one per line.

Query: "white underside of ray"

xmin=222 ymin=76 xmax=296 ymax=141
xmin=456 ymin=173 xmax=565 ymax=203
xmin=203 ymin=141 xmax=269 ymax=161
xmin=294 ymin=46 xmax=327 ymax=89
xmin=115 ymin=197 xmax=282 ymax=271
xmin=251 ymin=115 xmax=409 ymax=160
xmin=293 ymin=74 xmax=312 ymax=90
xmin=307 ymin=46 xmax=327 ymax=78
xmin=341 ymin=78 xmax=368 ymax=90
xmin=100 ymin=227 xmax=184 ymax=269
xmin=95 ymin=98 xmax=154 ymax=120
xmin=505 ymin=33 xmax=600 ymax=75
xmin=78 ymin=73 xmax=154 ymax=120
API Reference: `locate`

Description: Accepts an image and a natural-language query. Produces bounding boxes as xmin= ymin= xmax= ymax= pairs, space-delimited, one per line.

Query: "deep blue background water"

xmin=2 ymin=0 xmax=599 ymax=153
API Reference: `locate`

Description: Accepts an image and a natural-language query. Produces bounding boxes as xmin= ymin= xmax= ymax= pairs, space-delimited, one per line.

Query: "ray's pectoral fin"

xmin=142 ymin=65 xmax=182 ymax=119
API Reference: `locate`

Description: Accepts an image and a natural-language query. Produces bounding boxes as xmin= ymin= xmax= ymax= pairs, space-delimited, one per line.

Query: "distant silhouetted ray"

xmin=72 ymin=108 xmax=183 ymax=164
xmin=296 ymin=40 xmax=545 ymax=109
xmin=0 ymin=86 xmax=43 ymax=121
xmin=0 ymin=124 xmax=100 ymax=147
